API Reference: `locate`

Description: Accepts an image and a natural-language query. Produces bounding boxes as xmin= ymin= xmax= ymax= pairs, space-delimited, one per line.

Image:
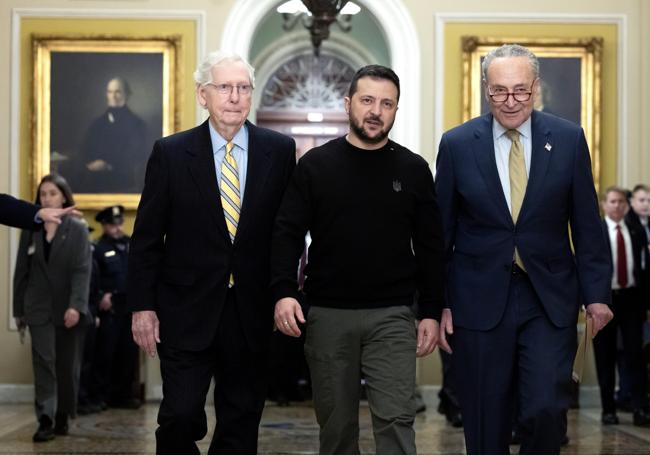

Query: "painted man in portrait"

xmin=78 ymin=77 xmax=148 ymax=193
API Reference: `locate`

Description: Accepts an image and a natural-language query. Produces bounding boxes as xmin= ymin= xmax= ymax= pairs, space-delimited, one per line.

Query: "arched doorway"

xmin=221 ymin=0 xmax=421 ymax=152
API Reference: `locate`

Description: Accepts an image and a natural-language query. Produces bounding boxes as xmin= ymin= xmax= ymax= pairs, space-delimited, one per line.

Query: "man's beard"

xmin=349 ymin=114 xmax=393 ymax=145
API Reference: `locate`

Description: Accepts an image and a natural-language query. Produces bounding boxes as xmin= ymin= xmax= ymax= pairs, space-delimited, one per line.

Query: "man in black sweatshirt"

xmin=271 ymin=65 xmax=444 ymax=455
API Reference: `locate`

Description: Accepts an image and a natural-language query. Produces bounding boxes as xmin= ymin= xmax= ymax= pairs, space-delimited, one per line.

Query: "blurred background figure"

xmin=89 ymin=205 xmax=141 ymax=410
xmin=12 ymin=174 xmax=91 ymax=442
xmin=625 ymin=184 xmax=650 ymax=403
xmin=594 ymin=186 xmax=650 ymax=427
xmin=77 ymin=227 xmax=103 ymax=415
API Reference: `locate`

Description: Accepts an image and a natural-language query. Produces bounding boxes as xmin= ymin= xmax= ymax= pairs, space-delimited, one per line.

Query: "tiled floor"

xmin=0 ymin=403 xmax=649 ymax=454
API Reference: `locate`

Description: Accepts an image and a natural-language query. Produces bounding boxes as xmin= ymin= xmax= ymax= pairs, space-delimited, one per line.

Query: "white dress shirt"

xmin=493 ymin=117 xmax=532 ymax=213
xmin=605 ymin=216 xmax=636 ymax=289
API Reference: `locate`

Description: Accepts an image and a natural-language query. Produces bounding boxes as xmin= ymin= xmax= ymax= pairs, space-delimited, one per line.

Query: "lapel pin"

xmin=544 ymin=143 xmax=552 ymax=152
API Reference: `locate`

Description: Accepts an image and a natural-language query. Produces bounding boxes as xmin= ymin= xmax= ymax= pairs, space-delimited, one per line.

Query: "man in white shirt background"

xmin=595 ymin=186 xmax=650 ymax=426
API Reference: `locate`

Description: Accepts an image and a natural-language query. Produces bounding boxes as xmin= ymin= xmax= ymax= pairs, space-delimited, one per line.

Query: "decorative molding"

xmin=223 ymin=0 xmax=421 ymax=152
xmin=0 ymin=384 xmax=33 ymax=403
xmin=258 ymin=54 xmax=356 ymax=112
xmin=433 ymin=13 xmax=626 ymax=183
xmin=251 ymin=31 xmax=377 ymax=115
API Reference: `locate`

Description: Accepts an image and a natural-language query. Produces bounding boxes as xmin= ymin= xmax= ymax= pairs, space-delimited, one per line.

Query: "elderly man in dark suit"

xmin=127 ymin=51 xmax=295 ymax=455
xmin=435 ymin=44 xmax=613 ymax=455
xmin=0 ymin=193 xmax=78 ymax=229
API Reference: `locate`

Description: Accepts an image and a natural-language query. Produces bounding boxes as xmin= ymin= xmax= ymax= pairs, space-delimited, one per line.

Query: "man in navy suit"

xmin=435 ymin=44 xmax=613 ymax=455
xmin=127 ymin=51 xmax=295 ymax=455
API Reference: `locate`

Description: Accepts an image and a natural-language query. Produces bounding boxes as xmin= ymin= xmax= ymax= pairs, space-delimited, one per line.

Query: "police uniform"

xmin=90 ymin=206 xmax=140 ymax=408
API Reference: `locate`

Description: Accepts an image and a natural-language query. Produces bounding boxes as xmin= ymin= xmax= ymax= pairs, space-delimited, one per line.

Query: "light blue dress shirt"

xmin=209 ymin=122 xmax=249 ymax=205
xmin=492 ymin=117 xmax=532 ymax=213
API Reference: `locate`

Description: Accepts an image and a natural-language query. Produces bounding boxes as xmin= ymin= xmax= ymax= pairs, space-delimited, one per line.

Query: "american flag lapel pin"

xmin=544 ymin=142 xmax=552 ymax=152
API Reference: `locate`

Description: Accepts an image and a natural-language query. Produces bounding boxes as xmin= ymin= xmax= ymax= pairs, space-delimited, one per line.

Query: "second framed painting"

xmin=32 ymin=35 xmax=182 ymax=209
xmin=461 ymin=36 xmax=603 ymax=186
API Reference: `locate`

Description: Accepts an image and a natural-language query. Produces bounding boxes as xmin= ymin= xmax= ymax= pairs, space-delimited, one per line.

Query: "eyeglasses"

xmin=487 ymin=81 xmax=535 ymax=103
xmin=204 ymin=82 xmax=252 ymax=95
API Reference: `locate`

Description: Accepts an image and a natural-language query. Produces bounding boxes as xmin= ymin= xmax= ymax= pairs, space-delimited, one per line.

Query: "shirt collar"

xmin=208 ymin=121 xmax=249 ymax=153
xmin=493 ymin=116 xmax=532 ymax=141
xmin=605 ymin=216 xmax=624 ymax=230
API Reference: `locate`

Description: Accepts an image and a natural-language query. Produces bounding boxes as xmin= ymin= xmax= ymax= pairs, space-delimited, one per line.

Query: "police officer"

xmin=90 ymin=205 xmax=140 ymax=409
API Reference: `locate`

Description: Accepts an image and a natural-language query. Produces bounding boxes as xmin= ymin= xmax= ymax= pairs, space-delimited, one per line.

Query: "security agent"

xmin=91 ymin=205 xmax=140 ymax=409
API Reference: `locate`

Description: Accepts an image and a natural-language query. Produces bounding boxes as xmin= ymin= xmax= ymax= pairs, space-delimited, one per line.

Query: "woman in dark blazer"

xmin=13 ymin=174 xmax=91 ymax=442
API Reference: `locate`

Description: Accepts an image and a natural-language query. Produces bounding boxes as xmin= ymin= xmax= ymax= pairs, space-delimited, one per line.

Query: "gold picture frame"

xmin=461 ymin=36 xmax=603 ymax=187
xmin=32 ymin=35 xmax=182 ymax=209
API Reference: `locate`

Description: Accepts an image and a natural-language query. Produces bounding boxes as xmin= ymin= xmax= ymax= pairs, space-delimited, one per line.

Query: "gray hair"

xmin=481 ymin=44 xmax=539 ymax=82
xmin=193 ymin=50 xmax=255 ymax=88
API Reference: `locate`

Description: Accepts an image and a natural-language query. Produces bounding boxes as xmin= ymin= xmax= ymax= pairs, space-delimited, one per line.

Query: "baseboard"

xmin=0 ymin=384 xmax=34 ymax=403
xmin=0 ymin=383 xmax=602 ymax=407
xmin=418 ymin=384 xmax=601 ymax=409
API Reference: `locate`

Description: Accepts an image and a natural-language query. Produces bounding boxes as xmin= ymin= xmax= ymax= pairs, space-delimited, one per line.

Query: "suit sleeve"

xmin=412 ymin=162 xmax=445 ymax=321
xmin=12 ymin=229 xmax=33 ymax=318
xmin=569 ymin=129 xmax=612 ymax=305
xmin=0 ymin=194 xmax=40 ymax=230
xmin=127 ymin=140 xmax=169 ymax=312
xmin=68 ymin=221 xmax=91 ymax=315
xmin=434 ymin=134 xmax=459 ymax=308
xmin=270 ymin=159 xmax=311 ymax=303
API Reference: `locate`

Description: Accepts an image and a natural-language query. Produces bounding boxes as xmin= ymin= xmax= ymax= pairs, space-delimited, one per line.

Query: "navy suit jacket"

xmin=0 ymin=194 xmax=40 ymax=230
xmin=435 ymin=111 xmax=611 ymax=330
xmin=127 ymin=120 xmax=296 ymax=351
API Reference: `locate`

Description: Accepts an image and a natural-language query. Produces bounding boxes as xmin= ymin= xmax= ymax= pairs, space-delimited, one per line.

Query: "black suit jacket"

xmin=127 ymin=120 xmax=296 ymax=351
xmin=603 ymin=218 xmax=650 ymax=308
xmin=0 ymin=194 xmax=40 ymax=230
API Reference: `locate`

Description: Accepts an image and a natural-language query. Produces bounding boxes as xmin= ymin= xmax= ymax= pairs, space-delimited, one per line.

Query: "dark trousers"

xmin=453 ymin=271 xmax=575 ymax=455
xmin=91 ymin=305 xmax=139 ymax=404
xmin=30 ymin=323 xmax=86 ymax=420
xmin=593 ymin=287 xmax=648 ymax=413
xmin=438 ymin=350 xmax=460 ymax=412
xmin=78 ymin=321 xmax=97 ymax=406
xmin=155 ymin=290 xmax=267 ymax=455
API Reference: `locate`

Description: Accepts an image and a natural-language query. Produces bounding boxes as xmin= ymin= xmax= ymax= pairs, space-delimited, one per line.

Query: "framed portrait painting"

xmin=32 ymin=35 xmax=182 ymax=209
xmin=461 ymin=36 xmax=603 ymax=187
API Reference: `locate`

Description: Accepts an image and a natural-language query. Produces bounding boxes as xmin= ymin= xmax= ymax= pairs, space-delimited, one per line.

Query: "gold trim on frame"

xmin=32 ymin=35 xmax=183 ymax=209
xmin=461 ymin=36 xmax=603 ymax=189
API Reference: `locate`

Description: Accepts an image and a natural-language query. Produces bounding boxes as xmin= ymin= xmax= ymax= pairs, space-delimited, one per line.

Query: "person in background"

xmin=77 ymin=228 xmax=103 ymax=415
xmin=615 ymin=184 xmax=650 ymax=412
xmin=13 ymin=174 xmax=91 ymax=442
xmin=91 ymin=205 xmax=140 ymax=409
xmin=594 ymin=186 xmax=650 ymax=426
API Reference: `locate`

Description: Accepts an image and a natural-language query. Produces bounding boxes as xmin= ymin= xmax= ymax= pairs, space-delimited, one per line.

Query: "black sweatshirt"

xmin=270 ymin=136 xmax=444 ymax=321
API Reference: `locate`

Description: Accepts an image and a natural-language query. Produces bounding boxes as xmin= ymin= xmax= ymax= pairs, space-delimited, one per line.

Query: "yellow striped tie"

xmin=220 ymin=142 xmax=240 ymax=286
xmin=507 ymin=129 xmax=527 ymax=271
